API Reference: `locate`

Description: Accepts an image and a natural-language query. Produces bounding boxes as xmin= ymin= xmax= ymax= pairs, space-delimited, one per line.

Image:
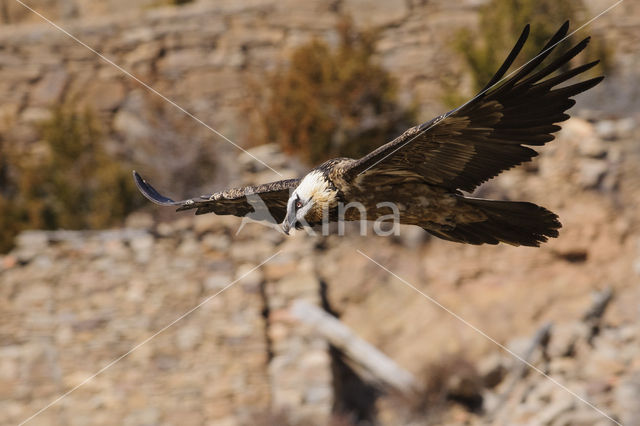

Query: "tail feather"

xmin=426 ymin=197 xmax=561 ymax=247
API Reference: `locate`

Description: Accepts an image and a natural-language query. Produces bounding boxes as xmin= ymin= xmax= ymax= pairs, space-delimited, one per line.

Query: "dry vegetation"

xmin=443 ymin=0 xmax=611 ymax=106
xmin=0 ymin=104 xmax=139 ymax=252
xmin=251 ymin=19 xmax=415 ymax=165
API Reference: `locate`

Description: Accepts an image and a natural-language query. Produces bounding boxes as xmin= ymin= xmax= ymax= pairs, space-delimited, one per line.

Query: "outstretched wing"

xmin=343 ymin=21 xmax=603 ymax=192
xmin=133 ymin=171 xmax=300 ymax=223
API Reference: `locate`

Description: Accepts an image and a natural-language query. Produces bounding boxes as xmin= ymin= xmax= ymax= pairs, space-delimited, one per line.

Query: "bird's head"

xmin=282 ymin=170 xmax=338 ymax=234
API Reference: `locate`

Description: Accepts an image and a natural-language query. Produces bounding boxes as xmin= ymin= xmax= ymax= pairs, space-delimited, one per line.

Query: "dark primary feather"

xmin=478 ymin=23 xmax=530 ymax=94
xmin=133 ymin=171 xmax=299 ymax=223
xmin=344 ymin=21 xmax=604 ymax=192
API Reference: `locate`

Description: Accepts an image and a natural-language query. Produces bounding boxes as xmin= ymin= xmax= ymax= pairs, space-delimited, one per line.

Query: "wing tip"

xmin=132 ymin=170 xmax=179 ymax=206
xmin=555 ymin=20 xmax=570 ymax=40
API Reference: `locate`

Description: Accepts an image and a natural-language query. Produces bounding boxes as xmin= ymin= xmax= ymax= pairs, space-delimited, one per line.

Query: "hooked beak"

xmin=281 ymin=211 xmax=296 ymax=235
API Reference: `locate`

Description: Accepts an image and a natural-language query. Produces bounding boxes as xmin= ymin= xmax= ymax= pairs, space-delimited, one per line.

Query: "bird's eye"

xmin=295 ymin=201 xmax=303 ymax=209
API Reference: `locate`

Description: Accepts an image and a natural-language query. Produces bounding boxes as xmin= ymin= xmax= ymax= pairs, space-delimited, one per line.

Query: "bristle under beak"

xmin=281 ymin=222 xmax=290 ymax=235
xmin=282 ymin=212 xmax=296 ymax=235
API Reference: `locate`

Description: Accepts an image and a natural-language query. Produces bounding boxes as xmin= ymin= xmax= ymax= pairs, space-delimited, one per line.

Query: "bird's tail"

xmin=425 ymin=197 xmax=561 ymax=247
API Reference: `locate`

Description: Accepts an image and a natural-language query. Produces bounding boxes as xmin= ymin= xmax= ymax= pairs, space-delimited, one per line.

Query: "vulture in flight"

xmin=134 ymin=22 xmax=603 ymax=246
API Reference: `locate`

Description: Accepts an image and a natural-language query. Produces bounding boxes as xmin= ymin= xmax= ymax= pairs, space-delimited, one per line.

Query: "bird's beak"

xmin=281 ymin=212 xmax=296 ymax=235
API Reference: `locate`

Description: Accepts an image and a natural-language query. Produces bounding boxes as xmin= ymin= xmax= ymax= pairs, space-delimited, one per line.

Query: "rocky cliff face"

xmin=2 ymin=0 xmax=638 ymax=186
xmin=0 ymin=218 xmax=332 ymax=425
xmin=2 ymin=115 xmax=640 ymax=425
xmin=1 ymin=0 xmax=640 ymax=424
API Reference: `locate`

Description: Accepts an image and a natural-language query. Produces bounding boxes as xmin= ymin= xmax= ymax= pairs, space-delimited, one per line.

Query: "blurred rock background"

xmin=0 ymin=0 xmax=639 ymax=425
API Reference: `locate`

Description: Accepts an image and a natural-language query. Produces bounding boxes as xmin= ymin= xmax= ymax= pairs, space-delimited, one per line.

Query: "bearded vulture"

xmin=134 ymin=22 xmax=603 ymax=247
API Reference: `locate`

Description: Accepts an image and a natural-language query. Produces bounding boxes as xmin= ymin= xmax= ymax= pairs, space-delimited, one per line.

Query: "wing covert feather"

xmin=133 ymin=171 xmax=299 ymax=223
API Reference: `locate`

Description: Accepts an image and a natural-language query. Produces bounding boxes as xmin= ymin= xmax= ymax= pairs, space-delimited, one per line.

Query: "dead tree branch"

xmin=290 ymin=299 xmax=420 ymax=395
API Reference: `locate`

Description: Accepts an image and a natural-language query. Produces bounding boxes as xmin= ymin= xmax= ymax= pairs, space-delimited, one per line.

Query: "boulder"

xmin=85 ymin=79 xmax=126 ymax=111
xmin=342 ymin=0 xmax=409 ymax=28
xmin=30 ymin=68 xmax=68 ymax=107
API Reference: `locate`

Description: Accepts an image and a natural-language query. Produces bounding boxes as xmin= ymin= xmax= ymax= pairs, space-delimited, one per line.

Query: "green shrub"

xmin=446 ymin=0 xmax=611 ymax=106
xmin=252 ymin=18 xmax=415 ymax=165
xmin=0 ymin=104 xmax=140 ymax=252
